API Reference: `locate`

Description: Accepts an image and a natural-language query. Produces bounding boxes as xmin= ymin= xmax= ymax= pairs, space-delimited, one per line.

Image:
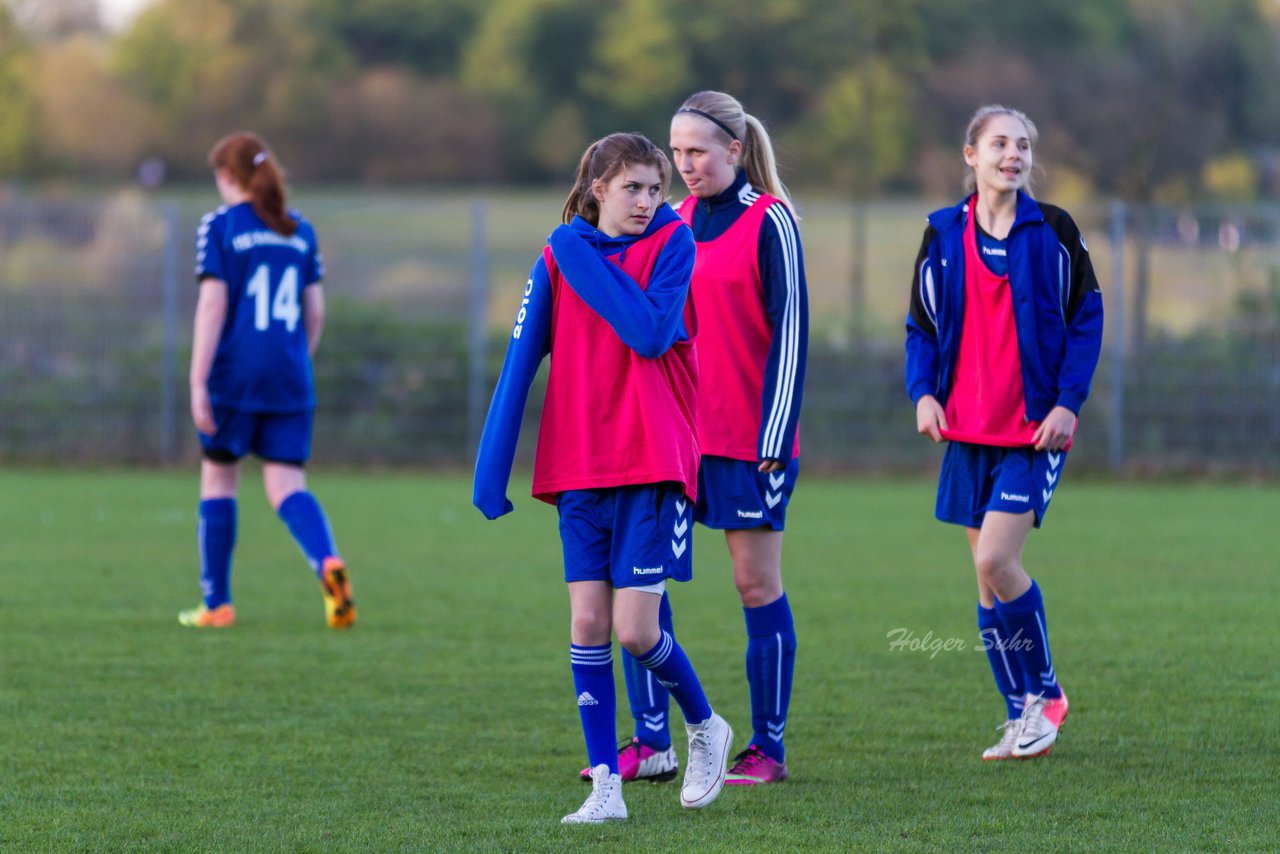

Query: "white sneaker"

xmin=562 ymin=764 xmax=627 ymax=824
xmin=1012 ymin=690 xmax=1069 ymax=758
xmin=680 ymin=713 xmax=733 ymax=809
xmin=981 ymin=719 xmax=1022 ymax=761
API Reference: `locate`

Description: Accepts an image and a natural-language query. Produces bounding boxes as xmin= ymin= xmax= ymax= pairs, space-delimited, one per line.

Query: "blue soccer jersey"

xmin=195 ymin=202 xmax=324 ymax=412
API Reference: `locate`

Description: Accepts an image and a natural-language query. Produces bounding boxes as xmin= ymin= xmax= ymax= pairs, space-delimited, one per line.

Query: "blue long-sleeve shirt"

xmin=472 ymin=204 xmax=696 ymax=519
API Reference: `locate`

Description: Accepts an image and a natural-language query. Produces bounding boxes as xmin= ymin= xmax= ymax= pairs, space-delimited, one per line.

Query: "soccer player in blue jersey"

xmin=594 ymin=91 xmax=808 ymax=788
xmin=474 ymin=133 xmax=733 ymax=823
xmin=178 ymin=131 xmax=354 ymax=630
xmin=905 ymin=106 xmax=1104 ymax=759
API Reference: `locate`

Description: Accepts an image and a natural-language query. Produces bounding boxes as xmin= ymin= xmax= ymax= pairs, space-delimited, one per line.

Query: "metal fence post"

xmin=466 ymin=199 xmax=490 ymax=464
xmin=160 ymin=202 xmax=182 ymax=463
xmin=850 ymin=199 xmax=867 ymax=345
xmin=1107 ymin=200 xmax=1127 ymax=471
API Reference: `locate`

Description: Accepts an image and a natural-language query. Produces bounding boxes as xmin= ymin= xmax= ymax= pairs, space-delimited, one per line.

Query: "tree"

xmin=32 ymin=35 xmax=158 ymax=175
xmin=0 ymin=5 xmax=37 ymax=173
xmin=461 ymin=0 xmax=606 ymax=177
xmin=320 ymin=67 xmax=501 ymax=182
xmin=309 ymin=0 xmax=481 ymax=75
xmin=111 ymin=0 xmax=345 ymax=177
xmin=580 ymin=0 xmax=689 ymax=126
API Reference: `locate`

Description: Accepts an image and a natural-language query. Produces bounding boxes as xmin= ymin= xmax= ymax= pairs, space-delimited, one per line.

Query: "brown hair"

xmin=676 ymin=90 xmax=795 ymax=213
xmin=208 ymin=131 xmax=297 ymax=236
xmin=962 ymin=104 xmax=1040 ymax=195
xmin=562 ymin=133 xmax=672 ymax=226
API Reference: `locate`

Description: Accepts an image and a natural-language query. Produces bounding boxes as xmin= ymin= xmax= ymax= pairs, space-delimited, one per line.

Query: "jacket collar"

xmin=693 ymin=169 xmax=751 ymax=215
xmin=929 ymin=189 xmax=1043 ymax=235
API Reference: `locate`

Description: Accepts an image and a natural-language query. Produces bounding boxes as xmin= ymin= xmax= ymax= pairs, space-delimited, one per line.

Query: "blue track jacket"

xmin=905 ymin=191 xmax=1104 ymax=420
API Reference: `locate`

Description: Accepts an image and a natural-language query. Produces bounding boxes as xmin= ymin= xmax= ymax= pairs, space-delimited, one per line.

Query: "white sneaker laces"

xmin=1020 ymin=693 xmax=1046 ymax=734
xmin=577 ymin=771 xmax=617 ymax=818
xmin=688 ymin=726 xmax=715 ymax=777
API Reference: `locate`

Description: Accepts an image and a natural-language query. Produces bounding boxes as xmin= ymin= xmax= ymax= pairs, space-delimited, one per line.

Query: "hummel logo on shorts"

xmin=577 ymin=692 xmax=599 ymax=707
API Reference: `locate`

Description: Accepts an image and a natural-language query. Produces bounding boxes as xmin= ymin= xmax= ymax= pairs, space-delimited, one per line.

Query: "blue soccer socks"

xmin=570 ymin=643 xmax=619 ymax=774
xmin=743 ymin=593 xmax=796 ymax=763
xmin=277 ymin=491 xmax=338 ymax=577
xmin=978 ymin=603 xmax=1027 ymax=719
xmin=198 ymin=498 xmax=237 ymax=608
xmin=994 ymin=580 xmax=1062 ymax=700
xmin=623 ymin=592 xmax=674 ymax=750
xmin=635 ymin=631 xmax=713 ymax=727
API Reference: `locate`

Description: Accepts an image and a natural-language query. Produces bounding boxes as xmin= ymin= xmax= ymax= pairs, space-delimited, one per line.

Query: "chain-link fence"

xmin=1 ymin=188 xmax=1277 ymax=473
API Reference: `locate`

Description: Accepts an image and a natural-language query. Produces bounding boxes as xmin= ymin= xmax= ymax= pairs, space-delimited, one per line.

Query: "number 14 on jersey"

xmin=246 ymin=264 xmax=301 ymax=332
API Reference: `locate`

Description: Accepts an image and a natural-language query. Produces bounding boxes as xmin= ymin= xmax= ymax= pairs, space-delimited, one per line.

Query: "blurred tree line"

xmin=2 ymin=0 xmax=1280 ymax=200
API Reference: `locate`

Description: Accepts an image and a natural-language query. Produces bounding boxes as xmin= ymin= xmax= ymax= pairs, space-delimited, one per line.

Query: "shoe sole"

xmin=725 ymin=774 xmax=788 ymax=785
xmin=725 ymin=762 xmax=789 ymax=785
xmin=178 ymin=608 xmax=235 ymax=628
xmin=680 ymin=721 xmax=733 ymax=810
xmin=1012 ymin=727 xmax=1062 ymax=759
xmin=1013 ymin=745 xmax=1053 ymax=759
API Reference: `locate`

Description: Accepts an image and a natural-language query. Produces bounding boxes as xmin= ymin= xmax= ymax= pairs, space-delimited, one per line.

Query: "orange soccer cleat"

xmin=319 ymin=557 xmax=356 ymax=629
xmin=178 ymin=603 xmax=237 ymax=628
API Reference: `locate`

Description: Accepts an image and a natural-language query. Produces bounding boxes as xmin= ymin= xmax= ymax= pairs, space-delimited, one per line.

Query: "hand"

xmin=758 ymin=458 xmax=785 ymax=473
xmin=474 ymin=496 xmax=514 ymax=520
xmin=1033 ymin=405 xmax=1076 ymax=451
xmin=190 ymin=385 xmax=216 ymax=435
xmin=915 ymin=395 xmax=949 ymax=443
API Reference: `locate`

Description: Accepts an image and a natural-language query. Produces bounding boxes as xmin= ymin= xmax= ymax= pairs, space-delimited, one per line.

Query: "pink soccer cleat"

xmin=725 ymin=744 xmax=789 ymax=785
xmin=580 ymin=737 xmax=678 ymax=783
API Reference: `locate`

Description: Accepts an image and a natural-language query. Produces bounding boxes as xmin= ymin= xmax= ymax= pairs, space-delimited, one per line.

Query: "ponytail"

xmin=740 ymin=113 xmax=794 ymax=213
xmin=208 ymin=132 xmax=297 ymax=236
xmin=562 ymin=140 xmax=604 ymax=226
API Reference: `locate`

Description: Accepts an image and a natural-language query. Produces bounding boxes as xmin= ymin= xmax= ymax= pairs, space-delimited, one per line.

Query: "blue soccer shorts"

xmin=557 ymin=483 xmax=693 ymax=588
xmin=935 ymin=442 xmax=1067 ymax=529
xmin=199 ymin=406 xmax=313 ymax=466
xmin=694 ymin=455 xmax=798 ymax=531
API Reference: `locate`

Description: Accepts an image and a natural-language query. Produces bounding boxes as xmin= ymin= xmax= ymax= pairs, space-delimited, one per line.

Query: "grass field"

xmin=2 ymin=469 xmax=1276 ymax=851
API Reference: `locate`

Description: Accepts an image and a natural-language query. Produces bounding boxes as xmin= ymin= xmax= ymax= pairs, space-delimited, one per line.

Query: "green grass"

xmin=1 ymin=469 xmax=1276 ymax=851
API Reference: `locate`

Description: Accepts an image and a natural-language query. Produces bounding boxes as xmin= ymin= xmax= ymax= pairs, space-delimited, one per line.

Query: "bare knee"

xmin=727 ymin=530 xmax=784 ymax=608
xmin=570 ymin=611 xmax=611 ymax=647
xmin=974 ymin=552 xmax=1026 ymax=601
xmin=262 ymin=463 xmax=307 ymax=511
xmin=735 ymin=575 xmax=782 ymax=609
xmin=732 ymin=556 xmax=784 ymax=607
xmin=615 ymin=622 xmax=660 ymax=657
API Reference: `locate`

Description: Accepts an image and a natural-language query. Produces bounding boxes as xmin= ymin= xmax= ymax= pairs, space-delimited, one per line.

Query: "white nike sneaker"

xmin=680 ymin=713 xmax=733 ymax=809
xmin=1012 ymin=690 xmax=1069 ymax=758
xmin=982 ymin=719 xmax=1023 ymax=761
xmin=562 ymin=764 xmax=627 ymax=824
